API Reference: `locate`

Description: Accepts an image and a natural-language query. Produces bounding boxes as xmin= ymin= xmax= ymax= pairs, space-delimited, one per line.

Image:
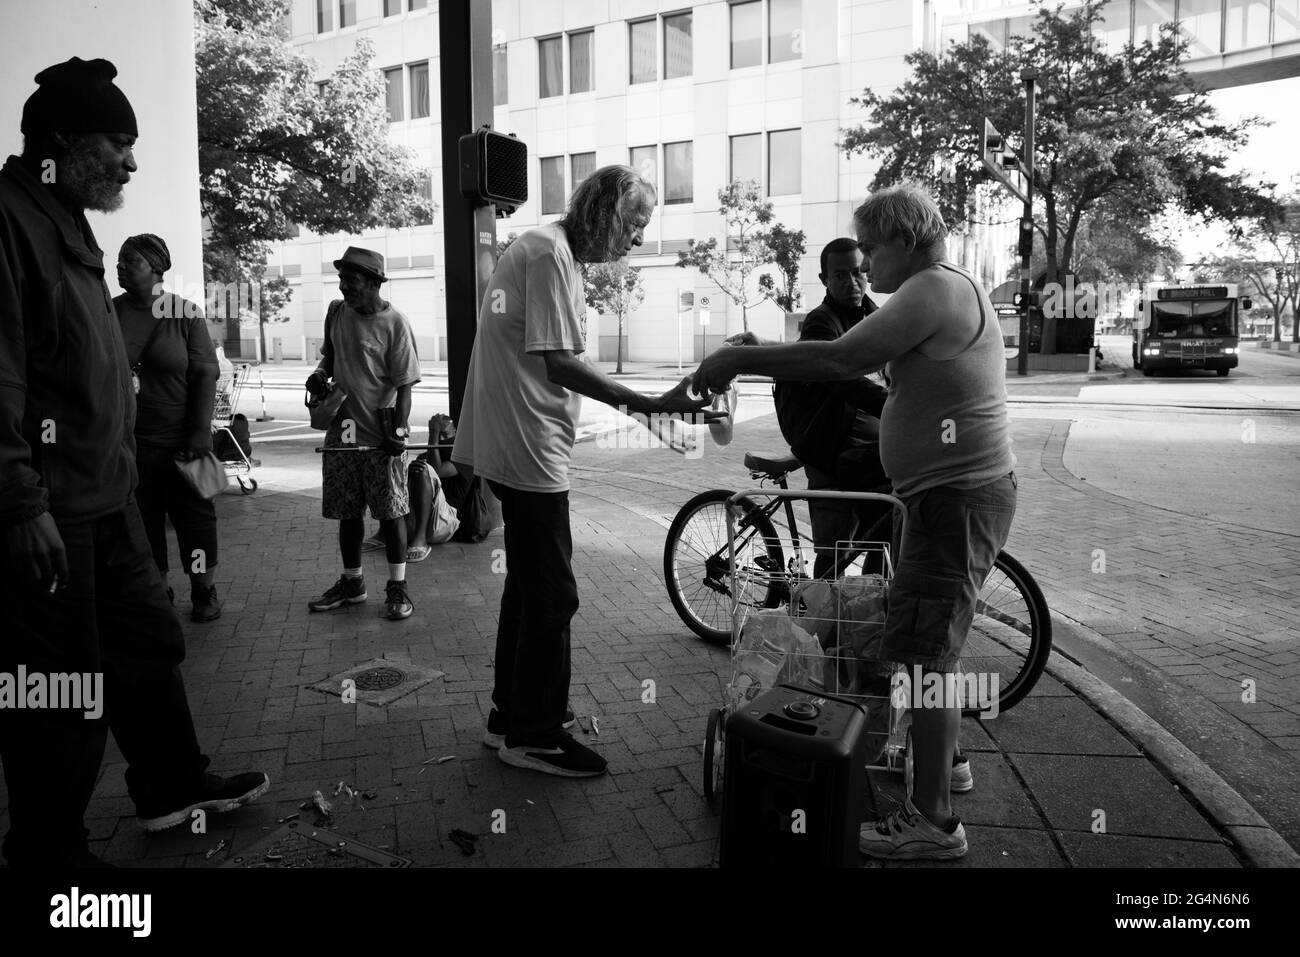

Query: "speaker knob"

xmin=784 ymin=700 xmax=819 ymax=720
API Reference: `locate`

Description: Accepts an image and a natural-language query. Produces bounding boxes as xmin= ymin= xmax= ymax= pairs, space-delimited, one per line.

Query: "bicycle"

xmin=663 ymin=450 xmax=1052 ymax=717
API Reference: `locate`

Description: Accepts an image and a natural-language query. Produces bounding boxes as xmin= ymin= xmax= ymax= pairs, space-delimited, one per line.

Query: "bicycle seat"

xmin=744 ymin=451 xmax=802 ymax=477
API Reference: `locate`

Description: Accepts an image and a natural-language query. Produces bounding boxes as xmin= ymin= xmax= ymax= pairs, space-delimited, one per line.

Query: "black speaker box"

xmin=719 ymin=684 xmax=866 ymax=868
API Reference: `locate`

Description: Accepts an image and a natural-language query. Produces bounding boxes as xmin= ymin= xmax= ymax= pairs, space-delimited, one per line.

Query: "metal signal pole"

xmin=1017 ymin=69 xmax=1037 ymax=377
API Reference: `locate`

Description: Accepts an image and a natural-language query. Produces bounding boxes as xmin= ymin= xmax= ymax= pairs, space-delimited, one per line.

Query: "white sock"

xmin=344 ymin=567 xmax=363 ymax=578
xmin=389 ymin=563 xmax=406 ymax=582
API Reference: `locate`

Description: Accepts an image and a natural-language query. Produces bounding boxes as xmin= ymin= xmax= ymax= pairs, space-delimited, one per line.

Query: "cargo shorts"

xmin=321 ymin=442 xmax=410 ymax=521
xmin=881 ymin=472 xmax=1017 ymax=673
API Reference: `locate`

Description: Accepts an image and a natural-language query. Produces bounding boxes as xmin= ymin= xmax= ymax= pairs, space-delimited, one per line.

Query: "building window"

xmin=384 ymin=67 xmax=403 ymax=122
xmin=768 ymin=129 xmax=800 ymax=195
xmin=541 ymin=156 xmax=566 ymax=214
xmin=1094 ymin=0 xmax=1131 ymax=48
xmin=572 ymin=152 xmax=597 ymax=193
xmin=663 ymin=141 xmax=693 ymax=204
xmin=730 ymin=134 xmax=761 ymax=187
xmin=410 ymin=62 xmax=430 ymax=119
xmin=664 ymin=12 xmax=693 ymax=79
xmin=316 ymin=80 xmax=329 ymax=97
xmin=338 ymin=0 xmax=355 ymax=29
xmin=414 ymin=171 xmax=433 ymax=226
xmin=539 ymin=36 xmax=563 ymax=98
xmin=384 ymin=0 xmax=401 ymax=16
xmin=570 ymin=30 xmax=594 ymax=94
xmin=731 ymin=1 xmax=762 ymax=68
xmin=1224 ymin=0 xmax=1271 ymax=51
xmin=316 ymin=0 xmax=332 ymax=33
xmin=630 ymin=19 xmax=657 ymax=83
xmin=1277 ymin=0 xmax=1300 ymax=42
xmin=1178 ymin=0 xmax=1222 ymax=55
xmin=630 ymin=145 xmax=657 ymax=192
xmin=769 ymin=0 xmax=801 ymax=63
xmin=409 ymin=0 xmax=427 ymax=10
xmin=493 ymin=44 xmax=508 ymax=106
xmin=1133 ymin=0 xmax=1174 ymax=45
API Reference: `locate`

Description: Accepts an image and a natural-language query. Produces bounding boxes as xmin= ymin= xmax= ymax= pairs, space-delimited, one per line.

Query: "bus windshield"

xmin=1151 ymin=300 xmax=1236 ymax=339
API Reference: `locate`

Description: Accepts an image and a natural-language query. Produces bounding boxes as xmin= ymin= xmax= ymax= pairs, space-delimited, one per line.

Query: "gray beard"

xmin=56 ymin=144 xmax=125 ymax=213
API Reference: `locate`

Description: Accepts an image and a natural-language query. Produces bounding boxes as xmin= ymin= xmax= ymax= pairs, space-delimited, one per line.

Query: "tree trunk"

xmin=741 ymin=301 xmax=749 ymax=334
xmin=616 ymin=311 xmax=625 ymax=374
xmin=1040 ymin=193 xmax=1061 ymax=355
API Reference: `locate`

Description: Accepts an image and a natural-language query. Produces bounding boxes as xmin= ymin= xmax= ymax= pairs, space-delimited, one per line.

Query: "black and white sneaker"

xmin=136 ymin=771 xmax=271 ymax=832
xmin=497 ymin=733 xmax=607 ymax=778
xmin=309 ymin=574 xmax=366 ymax=612
xmin=482 ymin=705 xmax=577 ymax=750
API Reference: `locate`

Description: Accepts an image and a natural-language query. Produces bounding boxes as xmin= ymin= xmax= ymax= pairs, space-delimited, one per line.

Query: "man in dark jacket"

xmin=773 ymin=238 xmax=892 ymax=578
xmin=0 ymin=57 xmax=268 ymax=868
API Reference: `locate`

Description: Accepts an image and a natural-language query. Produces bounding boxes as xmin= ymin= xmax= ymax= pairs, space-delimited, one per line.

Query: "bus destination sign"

xmin=1157 ymin=286 xmax=1229 ymax=300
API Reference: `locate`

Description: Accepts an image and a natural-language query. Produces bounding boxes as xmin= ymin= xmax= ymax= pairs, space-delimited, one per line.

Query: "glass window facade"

xmin=384 ymin=0 xmax=401 ymax=16
xmin=570 ymin=31 xmax=594 ymax=94
xmin=572 ymin=152 xmax=597 ymax=193
xmin=1095 ymin=0 xmax=1131 ymax=48
xmin=731 ymin=1 xmax=762 ymax=68
xmin=770 ymin=0 xmax=802 ymax=63
xmin=1225 ymin=0 xmax=1271 ymax=50
xmin=539 ymin=36 xmax=563 ymax=98
xmin=665 ymin=13 xmax=693 ymax=79
xmin=1179 ymin=0 xmax=1223 ymax=55
xmin=630 ymin=19 xmax=657 ymax=83
xmin=1133 ymin=0 xmax=1175 ymax=45
xmin=768 ymin=129 xmax=800 ymax=195
xmin=409 ymin=0 xmax=427 ymax=10
xmin=493 ymin=45 xmax=508 ymax=106
xmin=410 ymin=62 xmax=429 ymax=118
xmin=384 ymin=67 xmax=403 ymax=122
xmin=664 ymin=141 xmax=693 ymax=204
xmin=730 ymin=134 xmax=761 ymax=188
xmin=630 ymin=146 xmax=657 ymax=192
xmin=316 ymin=0 xmax=331 ymax=33
xmin=540 ymin=156 xmax=565 ymax=214
xmin=339 ymin=0 xmax=355 ymax=29
xmin=1278 ymin=0 xmax=1300 ymax=42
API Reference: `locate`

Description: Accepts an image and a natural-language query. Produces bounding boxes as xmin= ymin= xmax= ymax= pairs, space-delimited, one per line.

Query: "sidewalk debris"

xmin=448 ymin=829 xmax=479 ymax=856
xmin=204 ymin=839 xmax=227 ymax=860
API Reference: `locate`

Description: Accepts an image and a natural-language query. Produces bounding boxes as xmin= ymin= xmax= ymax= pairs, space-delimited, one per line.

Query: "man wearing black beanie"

xmin=0 ymin=57 xmax=269 ymax=868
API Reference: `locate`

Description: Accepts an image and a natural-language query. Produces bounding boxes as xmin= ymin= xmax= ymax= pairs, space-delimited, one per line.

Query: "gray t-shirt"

xmin=326 ymin=300 xmax=421 ymax=446
xmin=452 ymin=224 xmax=586 ymax=493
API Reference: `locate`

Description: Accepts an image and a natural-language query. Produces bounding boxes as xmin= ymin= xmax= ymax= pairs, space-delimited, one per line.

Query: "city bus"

xmin=1132 ymin=282 xmax=1249 ymax=377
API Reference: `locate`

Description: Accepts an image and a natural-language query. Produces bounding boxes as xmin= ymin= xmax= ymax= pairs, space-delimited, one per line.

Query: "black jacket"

xmin=0 ymin=155 xmax=137 ymax=527
xmin=773 ymin=294 xmax=888 ymax=474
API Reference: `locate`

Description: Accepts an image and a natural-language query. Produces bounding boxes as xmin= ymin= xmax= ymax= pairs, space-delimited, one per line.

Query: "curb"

xmin=1042 ymin=612 xmax=1300 ymax=868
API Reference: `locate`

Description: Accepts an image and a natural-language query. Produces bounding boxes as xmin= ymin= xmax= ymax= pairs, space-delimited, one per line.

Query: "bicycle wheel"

xmin=959 ymin=551 xmax=1052 ymax=716
xmin=663 ymin=489 xmax=785 ymax=646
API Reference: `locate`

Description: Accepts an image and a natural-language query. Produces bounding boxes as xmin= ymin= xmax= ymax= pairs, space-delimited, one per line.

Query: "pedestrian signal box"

xmin=458 ymin=126 xmax=528 ymax=215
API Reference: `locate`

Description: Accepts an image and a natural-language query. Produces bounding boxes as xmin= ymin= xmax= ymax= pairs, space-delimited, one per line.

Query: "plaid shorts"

xmin=321 ymin=446 xmax=410 ymax=521
xmin=880 ymin=472 xmax=1017 ymax=673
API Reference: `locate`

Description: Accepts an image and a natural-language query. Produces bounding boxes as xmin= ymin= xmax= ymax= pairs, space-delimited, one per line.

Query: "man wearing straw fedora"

xmin=306 ymin=246 xmax=421 ymax=621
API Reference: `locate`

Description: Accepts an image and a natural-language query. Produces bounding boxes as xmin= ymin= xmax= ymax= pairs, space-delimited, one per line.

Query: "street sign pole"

xmin=1017 ymin=70 xmax=1037 ymax=377
xmin=677 ymin=288 xmax=683 ymax=374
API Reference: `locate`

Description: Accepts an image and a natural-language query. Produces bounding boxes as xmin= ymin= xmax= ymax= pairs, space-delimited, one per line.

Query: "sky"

xmin=1173 ymin=75 xmax=1299 ymax=267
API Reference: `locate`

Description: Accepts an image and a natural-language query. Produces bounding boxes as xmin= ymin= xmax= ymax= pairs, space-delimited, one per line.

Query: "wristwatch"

xmin=393 ymin=425 xmax=411 ymax=440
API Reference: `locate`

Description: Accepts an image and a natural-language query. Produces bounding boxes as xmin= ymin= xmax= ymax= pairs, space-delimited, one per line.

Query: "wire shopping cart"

xmin=701 ymin=489 xmax=913 ymax=808
xmin=212 ymin=362 xmax=258 ymax=494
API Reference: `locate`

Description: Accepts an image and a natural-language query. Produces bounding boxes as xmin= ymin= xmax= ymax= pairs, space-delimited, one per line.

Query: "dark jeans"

xmin=135 ymin=444 xmax=220 ymax=575
xmin=487 ymin=481 xmax=579 ymax=745
xmin=0 ymin=506 xmax=208 ymax=867
xmin=805 ymin=462 xmax=894 ymax=579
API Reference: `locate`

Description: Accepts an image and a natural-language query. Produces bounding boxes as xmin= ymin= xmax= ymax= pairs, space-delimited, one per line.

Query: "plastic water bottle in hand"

xmin=707 ymin=386 xmax=737 ymax=447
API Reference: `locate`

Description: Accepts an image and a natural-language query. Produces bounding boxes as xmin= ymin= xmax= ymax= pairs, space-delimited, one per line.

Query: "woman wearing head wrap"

xmin=115 ymin=234 xmax=224 ymax=622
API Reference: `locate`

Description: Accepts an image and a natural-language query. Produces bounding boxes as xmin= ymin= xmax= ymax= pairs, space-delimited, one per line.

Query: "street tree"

xmin=582 ymin=260 xmax=645 ymax=374
xmin=840 ymin=0 xmax=1274 ymax=351
xmin=195 ymin=0 xmax=434 ymax=355
xmin=676 ymin=180 xmax=777 ymax=333
xmin=758 ymin=223 xmax=807 ymax=313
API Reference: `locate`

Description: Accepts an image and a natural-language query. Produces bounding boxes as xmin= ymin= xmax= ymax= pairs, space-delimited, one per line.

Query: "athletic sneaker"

xmin=858 ymin=797 xmax=967 ymax=861
xmin=951 ymin=753 xmax=974 ymax=793
xmin=482 ymin=706 xmax=578 ymax=750
xmin=309 ymin=574 xmax=366 ymax=612
xmin=497 ymin=732 xmax=607 ymax=778
xmin=137 ymin=771 xmax=271 ymax=833
xmin=383 ymin=579 xmax=413 ymax=620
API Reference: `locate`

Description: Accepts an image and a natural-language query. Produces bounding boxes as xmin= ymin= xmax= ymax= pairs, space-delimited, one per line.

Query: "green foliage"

xmin=840 ymin=0 xmax=1274 ymax=291
xmin=676 ymin=180 xmax=793 ymax=332
xmin=582 ymin=260 xmax=645 ymax=373
xmin=195 ymin=0 xmax=434 ymax=341
xmin=758 ymin=223 xmax=806 ymax=312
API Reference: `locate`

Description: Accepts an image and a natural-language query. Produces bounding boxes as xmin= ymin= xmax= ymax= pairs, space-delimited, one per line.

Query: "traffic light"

xmin=980 ymin=118 xmax=1029 ymax=204
xmin=458 ymin=126 xmax=528 ymax=215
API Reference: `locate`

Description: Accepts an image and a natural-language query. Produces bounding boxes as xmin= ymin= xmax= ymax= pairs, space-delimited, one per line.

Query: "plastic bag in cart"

xmin=734 ymin=610 xmax=820 ymax=702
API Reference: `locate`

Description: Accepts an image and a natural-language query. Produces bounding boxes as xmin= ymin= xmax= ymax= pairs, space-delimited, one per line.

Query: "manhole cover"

xmin=352 ymin=666 xmax=405 ymax=690
xmin=219 ymin=822 xmax=410 ymax=868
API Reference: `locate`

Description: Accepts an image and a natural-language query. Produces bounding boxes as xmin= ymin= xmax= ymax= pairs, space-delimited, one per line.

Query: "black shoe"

xmin=191 ymin=584 xmax=222 ymax=622
xmin=136 ymin=771 xmax=270 ymax=832
xmin=483 ymin=705 xmax=576 ymax=750
xmin=309 ymin=575 xmax=366 ymax=612
xmin=383 ymin=579 xmax=413 ymax=620
xmin=498 ymin=732 xmax=607 ymax=778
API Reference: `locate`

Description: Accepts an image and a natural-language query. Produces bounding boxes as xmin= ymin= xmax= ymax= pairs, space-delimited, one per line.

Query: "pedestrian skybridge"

xmin=938 ymin=0 xmax=1300 ymax=89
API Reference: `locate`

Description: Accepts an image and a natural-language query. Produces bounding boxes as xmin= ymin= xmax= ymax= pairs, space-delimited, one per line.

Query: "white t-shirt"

xmin=452 ymin=224 xmax=586 ymax=493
